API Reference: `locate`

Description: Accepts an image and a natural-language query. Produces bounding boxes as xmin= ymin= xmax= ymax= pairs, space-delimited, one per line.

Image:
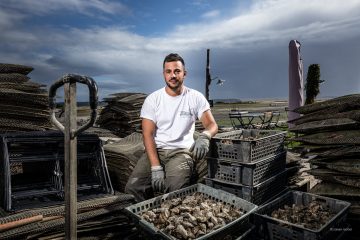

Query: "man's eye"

xmin=165 ymin=69 xmax=182 ymax=74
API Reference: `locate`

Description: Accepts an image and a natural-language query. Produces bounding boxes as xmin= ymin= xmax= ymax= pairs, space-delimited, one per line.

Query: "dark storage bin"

xmin=210 ymin=129 xmax=286 ymax=163
xmin=204 ymin=170 xmax=287 ymax=205
xmin=125 ymin=183 xmax=258 ymax=240
xmin=253 ymin=191 xmax=351 ymax=240
xmin=0 ymin=130 xmax=113 ymax=211
xmin=207 ymin=151 xmax=286 ymax=186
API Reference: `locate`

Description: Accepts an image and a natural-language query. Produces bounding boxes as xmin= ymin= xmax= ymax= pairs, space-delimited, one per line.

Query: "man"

xmin=125 ymin=53 xmax=218 ymax=202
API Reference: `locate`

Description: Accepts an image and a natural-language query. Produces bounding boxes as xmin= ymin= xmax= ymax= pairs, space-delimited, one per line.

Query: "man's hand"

xmin=151 ymin=165 xmax=165 ymax=192
xmin=190 ymin=132 xmax=211 ymax=160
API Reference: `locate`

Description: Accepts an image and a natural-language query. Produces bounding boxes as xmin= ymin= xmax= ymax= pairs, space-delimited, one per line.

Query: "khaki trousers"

xmin=125 ymin=148 xmax=195 ymax=202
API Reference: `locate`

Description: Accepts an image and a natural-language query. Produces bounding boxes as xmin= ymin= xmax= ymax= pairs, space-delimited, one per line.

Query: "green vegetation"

xmin=305 ymin=64 xmax=324 ymax=105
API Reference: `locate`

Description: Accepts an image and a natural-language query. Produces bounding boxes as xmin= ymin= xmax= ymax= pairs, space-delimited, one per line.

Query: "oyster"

xmin=140 ymin=192 xmax=244 ymax=239
xmin=270 ymin=200 xmax=336 ymax=230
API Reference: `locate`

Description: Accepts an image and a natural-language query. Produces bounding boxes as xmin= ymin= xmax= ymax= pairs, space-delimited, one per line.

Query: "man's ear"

xmin=184 ymin=70 xmax=187 ymax=77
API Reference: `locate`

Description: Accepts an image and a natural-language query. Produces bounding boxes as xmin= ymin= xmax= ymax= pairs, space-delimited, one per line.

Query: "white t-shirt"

xmin=140 ymin=86 xmax=210 ymax=149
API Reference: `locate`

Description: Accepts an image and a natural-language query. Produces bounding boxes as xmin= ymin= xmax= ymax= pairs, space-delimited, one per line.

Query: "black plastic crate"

xmin=253 ymin=191 xmax=351 ymax=240
xmin=204 ymin=170 xmax=287 ymax=205
xmin=125 ymin=183 xmax=258 ymax=240
xmin=207 ymin=151 xmax=286 ymax=186
xmin=0 ymin=130 xmax=114 ymax=211
xmin=210 ymin=129 xmax=286 ymax=163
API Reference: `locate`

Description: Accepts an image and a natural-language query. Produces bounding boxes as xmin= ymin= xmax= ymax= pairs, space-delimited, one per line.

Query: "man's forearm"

xmin=200 ymin=110 xmax=218 ymax=139
xmin=203 ymin=122 xmax=218 ymax=138
xmin=143 ymin=134 xmax=160 ymax=167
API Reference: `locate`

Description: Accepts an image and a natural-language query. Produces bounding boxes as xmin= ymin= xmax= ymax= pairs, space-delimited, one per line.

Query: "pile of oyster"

xmin=270 ymin=201 xmax=335 ymax=230
xmin=140 ymin=192 xmax=244 ymax=239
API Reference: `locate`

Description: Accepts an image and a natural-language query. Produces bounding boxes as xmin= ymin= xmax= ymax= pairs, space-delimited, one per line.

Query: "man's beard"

xmin=166 ymin=79 xmax=183 ymax=91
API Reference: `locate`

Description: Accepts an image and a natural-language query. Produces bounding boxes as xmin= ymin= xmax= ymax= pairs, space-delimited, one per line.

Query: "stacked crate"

xmin=205 ymin=129 xmax=287 ymax=205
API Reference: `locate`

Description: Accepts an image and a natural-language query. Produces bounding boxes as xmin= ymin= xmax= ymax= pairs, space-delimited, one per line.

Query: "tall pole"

xmin=205 ymin=49 xmax=211 ymax=101
xmin=64 ymin=81 xmax=77 ymax=239
xmin=64 ymin=81 xmax=77 ymax=240
xmin=49 ymin=74 xmax=98 ymax=240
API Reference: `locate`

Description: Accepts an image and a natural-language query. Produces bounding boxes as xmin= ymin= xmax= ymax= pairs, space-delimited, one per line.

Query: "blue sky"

xmin=1 ymin=0 xmax=360 ymax=101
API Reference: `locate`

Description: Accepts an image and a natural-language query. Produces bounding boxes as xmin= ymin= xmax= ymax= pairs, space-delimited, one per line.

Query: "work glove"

xmin=151 ymin=165 xmax=165 ymax=192
xmin=190 ymin=132 xmax=211 ymax=161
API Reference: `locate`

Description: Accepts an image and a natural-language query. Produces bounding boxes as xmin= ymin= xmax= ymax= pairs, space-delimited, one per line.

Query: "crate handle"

xmin=220 ymin=139 xmax=233 ymax=145
xmin=314 ymin=197 xmax=327 ymax=204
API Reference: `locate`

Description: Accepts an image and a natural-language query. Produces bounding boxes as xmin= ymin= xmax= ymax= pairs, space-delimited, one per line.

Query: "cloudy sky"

xmin=1 ymin=0 xmax=360 ymax=101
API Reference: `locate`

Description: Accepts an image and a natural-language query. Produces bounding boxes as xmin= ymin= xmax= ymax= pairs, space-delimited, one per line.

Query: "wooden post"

xmin=64 ymin=81 xmax=77 ymax=240
xmin=49 ymin=74 xmax=98 ymax=240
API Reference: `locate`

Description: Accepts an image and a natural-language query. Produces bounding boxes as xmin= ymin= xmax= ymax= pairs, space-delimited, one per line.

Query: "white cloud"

xmin=201 ymin=10 xmax=220 ymax=19
xmin=4 ymin=0 xmax=360 ymax=55
xmin=168 ymin=0 xmax=360 ymax=50
xmin=191 ymin=0 xmax=210 ymax=7
xmin=0 ymin=8 xmax=26 ymax=30
xmin=1 ymin=0 xmax=360 ymax=100
xmin=0 ymin=0 xmax=129 ymax=16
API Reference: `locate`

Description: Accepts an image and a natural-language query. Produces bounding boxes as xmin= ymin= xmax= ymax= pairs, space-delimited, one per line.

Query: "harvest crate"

xmin=210 ymin=129 xmax=286 ymax=163
xmin=124 ymin=183 xmax=258 ymax=240
xmin=253 ymin=191 xmax=351 ymax=240
xmin=207 ymin=151 xmax=286 ymax=186
xmin=204 ymin=170 xmax=287 ymax=205
xmin=0 ymin=130 xmax=114 ymax=211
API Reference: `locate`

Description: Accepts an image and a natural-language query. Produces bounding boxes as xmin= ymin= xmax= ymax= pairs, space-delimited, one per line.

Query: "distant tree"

xmin=305 ymin=64 xmax=324 ymax=104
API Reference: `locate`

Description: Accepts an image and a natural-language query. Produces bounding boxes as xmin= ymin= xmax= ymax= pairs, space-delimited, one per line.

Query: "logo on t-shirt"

xmin=180 ymin=110 xmax=193 ymax=118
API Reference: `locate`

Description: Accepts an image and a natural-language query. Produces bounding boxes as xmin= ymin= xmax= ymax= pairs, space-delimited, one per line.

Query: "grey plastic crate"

xmin=207 ymin=151 xmax=286 ymax=186
xmin=124 ymin=183 xmax=258 ymax=240
xmin=253 ymin=191 xmax=351 ymax=240
xmin=205 ymin=170 xmax=287 ymax=205
xmin=210 ymin=129 xmax=286 ymax=163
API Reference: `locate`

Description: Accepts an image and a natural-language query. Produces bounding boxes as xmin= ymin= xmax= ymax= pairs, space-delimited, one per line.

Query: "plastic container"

xmin=204 ymin=170 xmax=287 ymax=205
xmin=253 ymin=191 xmax=351 ymax=240
xmin=124 ymin=183 xmax=258 ymax=240
xmin=0 ymin=130 xmax=114 ymax=211
xmin=210 ymin=129 xmax=286 ymax=163
xmin=207 ymin=151 xmax=286 ymax=186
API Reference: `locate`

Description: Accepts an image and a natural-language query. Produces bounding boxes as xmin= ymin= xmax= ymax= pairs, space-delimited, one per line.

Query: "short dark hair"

xmin=163 ymin=53 xmax=185 ymax=69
